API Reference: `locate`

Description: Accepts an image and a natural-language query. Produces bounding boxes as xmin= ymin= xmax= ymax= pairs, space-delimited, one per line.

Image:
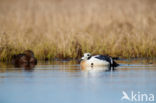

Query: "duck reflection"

xmin=81 ymin=65 xmax=117 ymax=77
xmin=81 ymin=65 xmax=116 ymax=72
xmin=14 ymin=63 xmax=36 ymax=71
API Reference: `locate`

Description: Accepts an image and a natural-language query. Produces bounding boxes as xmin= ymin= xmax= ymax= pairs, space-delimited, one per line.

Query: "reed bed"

xmin=0 ymin=0 xmax=156 ymax=61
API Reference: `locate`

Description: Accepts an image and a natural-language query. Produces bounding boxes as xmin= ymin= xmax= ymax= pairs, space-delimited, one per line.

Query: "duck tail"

xmin=112 ymin=61 xmax=119 ymax=67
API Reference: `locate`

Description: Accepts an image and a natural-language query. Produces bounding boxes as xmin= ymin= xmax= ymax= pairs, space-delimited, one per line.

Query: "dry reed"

xmin=0 ymin=0 xmax=156 ymax=61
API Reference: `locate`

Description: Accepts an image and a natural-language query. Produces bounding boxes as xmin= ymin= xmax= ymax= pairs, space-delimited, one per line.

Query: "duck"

xmin=80 ymin=53 xmax=119 ymax=68
xmin=12 ymin=50 xmax=37 ymax=66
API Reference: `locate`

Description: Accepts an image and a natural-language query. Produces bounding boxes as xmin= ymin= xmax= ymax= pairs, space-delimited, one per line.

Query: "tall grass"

xmin=0 ymin=0 xmax=156 ymax=61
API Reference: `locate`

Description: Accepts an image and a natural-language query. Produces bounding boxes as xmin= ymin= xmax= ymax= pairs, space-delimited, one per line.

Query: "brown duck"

xmin=12 ymin=50 xmax=37 ymax=65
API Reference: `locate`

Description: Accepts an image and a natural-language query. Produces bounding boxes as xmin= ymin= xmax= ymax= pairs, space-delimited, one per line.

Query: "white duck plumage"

xmin=80 ymin=53 xmax=118 ymax=68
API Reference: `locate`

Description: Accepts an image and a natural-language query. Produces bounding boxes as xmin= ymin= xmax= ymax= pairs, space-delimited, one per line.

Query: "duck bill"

xmin=78 ymin=57 xmax=84 ymax=63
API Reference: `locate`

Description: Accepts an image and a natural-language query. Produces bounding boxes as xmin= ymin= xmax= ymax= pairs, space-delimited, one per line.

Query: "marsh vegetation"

xmin=0 ymin=0 xmax=156 ymax=61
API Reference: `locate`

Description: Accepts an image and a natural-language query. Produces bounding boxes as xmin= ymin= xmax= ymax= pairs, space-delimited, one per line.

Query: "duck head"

xmin=23 ymin=50 xmax=34 ymax=57
xmin=81 ymin=53 xmax=92 ymax=60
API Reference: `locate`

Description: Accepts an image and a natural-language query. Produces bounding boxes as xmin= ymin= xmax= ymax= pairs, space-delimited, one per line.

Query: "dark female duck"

xmin=12 ymin=50 xmax=37 ymax=66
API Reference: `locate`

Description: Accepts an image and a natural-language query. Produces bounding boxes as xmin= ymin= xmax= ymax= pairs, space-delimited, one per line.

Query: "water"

xmin=0 ymin=60 xmax=156 ymax=103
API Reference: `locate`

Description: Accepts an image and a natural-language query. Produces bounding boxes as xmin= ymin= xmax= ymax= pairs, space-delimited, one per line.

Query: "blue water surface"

xmin=0 ymin=61 xmax=156 ymax=103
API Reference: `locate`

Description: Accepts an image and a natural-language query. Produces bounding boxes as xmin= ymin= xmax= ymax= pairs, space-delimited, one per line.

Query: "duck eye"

xmin=87 ymin=54 xmax=90 ymax=56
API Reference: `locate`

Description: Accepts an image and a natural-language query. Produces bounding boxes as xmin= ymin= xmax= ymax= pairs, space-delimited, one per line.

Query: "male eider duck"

xmin=80 ymin=53 xmax=119 ymax=68
xmin=12 ymin=50 xmax=37 ymax=65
